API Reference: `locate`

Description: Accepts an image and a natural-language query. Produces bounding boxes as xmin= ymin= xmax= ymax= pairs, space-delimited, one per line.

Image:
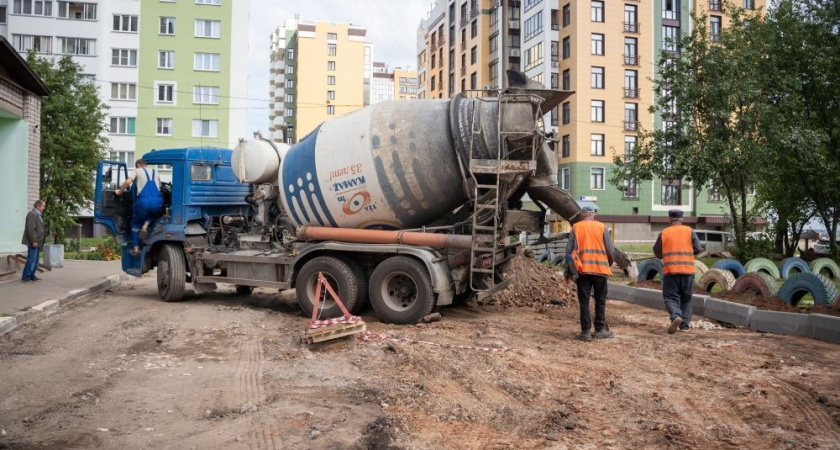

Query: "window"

xmin=190 ymin=164 xmax=212 ymax=181
xmin=156 ymin=118 xmax=173 ymax=136
xmin=562 ymin=102 xmax=570 ymax=125
xmin=160 ymin=17 xmax=175 ymax=35
xmin=57 ymin=37 xmax=95 ymax=56
xmin=285 ymin=108 xmax=294 ymax=117
xmin=0 ymin=6 xmax=6 ymax=24
xmin=591 ymin=33 xmax=604 ymax=55
xmin=110 ymin=83 xmax=136 ymax=101
xmin=524 ymin=11 xmax=543 ymax=41
xmin=562 ymin=36 xmax=570 ymax=59
xmin=327 ymin=105 xmax=335 ymax=115
xmin=662 ymin=179 xmax=681 ymax=205
xmin=158 ymin=51 xmax=174 ymax=69
xmin=286 ymin=48 xmax=294 ymax=60
xmin=624 ymin=5 xmax=638 ymax=31
xmin=11 ymin=35 xmax=52 ymax=54
xmin=156 ymin=83 xmax=175 ymax=103
xmin=551 ymin=73 xmax=559 ymax=90
xmin=562 ymin=69 xmax=570 ymax=90
xmin=624 ymin=37 xmax=638 ymax=65
xmin=591 ymin=1 xmax=604 ymax=22
xmin=112 ymin=48 xmax=138 ymax=67
xmin=551 ymin=107 xmax=558 ymax=126
xmin=708 ymin=183 xmax=724 ymax=202
xmin=327 ymin=32 xmax=337 ymax=40
xmin=591 ymin=67 xmax=604 ymax=89
xmin=624 ymin=136 xmax=637 ymax=160
xmin=14 ymin=0 xmax=53 ymax=17
xmin=623 ymin=180 xmax=639 ymax=197
xmin=663 ymin=26 xmax=680 ymax=51
xmin=328 ymin=43 xmax=337 ymax=56
xmin=524 ymin=42 xmax=543 ymax=70
xmin=285 ymin=93 xmax=294 ymax=103
xmin=113 ymin=15 xmax=138 ymax=32
xmin=327 ymin=61 xmax=335 ymax=71
xmin=710 ymin=16 xmax=722 ymax=42
xmin=562 ymin=4 xmax=570 ymax=26
xmin=550 ymin=40 xmax=559 ymax=62
xmin=327 ymin=90 xmax=335 ymax=100
xmin=193 ymin=85 xmax=219 ymax=104
xmin=551 ymin=9 xmax=559 ymax=29
xmin=591 ymin=168 xmax=605 ymax=190
xmin=327 ymin=75 xmax=335 ymax=85
xmin=624 ymin=70 xmax=638 ymax=97
xmin=591 ymin=134 xmax=604 ymax=156
xmin=591 ymin=100 xmax=604 ymax=122
xmin=78 ymin=74 xmax=94 ymax=85
xmin=470 ymin=72 xmax=477 ymax=90
xmin=561 ymin=167 xmax=570 ymax=189
xmin=192 ymin=119 xmax=219 ymax=138
xmin=109 ymin=117 xmax=136 ymax=135
xmin=286 ymin=79 xmax=295 ymax=89
xmin=525 ymin=0 xmax=543 ymax=12
xmin=471 ymin=20 xmax=477 ymax=38
xmin=109 ymin=151 xmax=135 ymax=168
xmin=194 ymin=52 xmax=220 ymax=71
xmin=663 ymin=0 xmax=679 ymax=20
xmin=625 ymin=103 xmax=638 ymax=130
xmin=196 ymin=0 xmax=221 ymax=4
xmin=195 ymin=19 xmax=221 ymax=38
xmin=470 ymin=46 xmax=477 ymax=64
xmin=743 ymin=0 xmax=755 ymax=9
xmin=562 ymin=135 xmax=570 ymax=158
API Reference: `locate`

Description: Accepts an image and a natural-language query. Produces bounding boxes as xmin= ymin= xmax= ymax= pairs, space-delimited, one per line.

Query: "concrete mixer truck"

xmin=94 ymin=73 xmax=635 ymax=324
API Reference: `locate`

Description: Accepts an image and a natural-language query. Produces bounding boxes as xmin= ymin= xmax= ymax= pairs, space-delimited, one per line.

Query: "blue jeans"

xmin=22 ymin=246 xmax=40 ymax=280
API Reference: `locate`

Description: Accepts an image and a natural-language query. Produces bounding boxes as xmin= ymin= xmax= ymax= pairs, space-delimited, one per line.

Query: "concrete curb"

xmin=0 ymin=274 xmax=129 ymax=337
xmin=608 ymin=282 xmax=840 ymax=345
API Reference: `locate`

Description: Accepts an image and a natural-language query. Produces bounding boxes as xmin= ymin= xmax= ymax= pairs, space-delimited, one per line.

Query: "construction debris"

xmin=482 ymin=254 xmax=576 ymax=308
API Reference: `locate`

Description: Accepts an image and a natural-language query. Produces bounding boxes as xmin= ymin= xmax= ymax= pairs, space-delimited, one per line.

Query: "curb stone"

xmin=811 ymin=314 xmax=840 ymax=344
xmin=691 ymin=295 xmax=708 ymax=317
xmin=704 ymin=298 xmax=755 ymax=328
xmin=749 ymin=310 xmax=812 ymax=337
xmin=0 ymin=274 xmax=130 ymax=337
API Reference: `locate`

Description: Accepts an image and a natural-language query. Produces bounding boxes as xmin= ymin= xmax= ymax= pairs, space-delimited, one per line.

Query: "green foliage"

xmin=66 ymin=236 xmax=121 ymax=261
xmin=733 ymin=237 xmax=776 ymax=262
xmin=27 ymin=54 xmax=108 ymax=244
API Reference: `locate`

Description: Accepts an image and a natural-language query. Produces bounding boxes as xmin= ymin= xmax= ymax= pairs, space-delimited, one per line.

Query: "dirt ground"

xmin=1 ymin=263 xmax=840 ymax=449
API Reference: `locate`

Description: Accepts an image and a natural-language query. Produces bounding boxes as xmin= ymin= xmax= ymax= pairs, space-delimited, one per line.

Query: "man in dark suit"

xmin=21 ymin=200 xmax=46 ymax=283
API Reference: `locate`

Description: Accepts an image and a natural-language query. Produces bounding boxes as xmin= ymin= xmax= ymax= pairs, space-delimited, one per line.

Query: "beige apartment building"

xmin=371 ymin=63 xmax=418 ymax=104
xmin=269 ymin=19 xmax=372 ymax=143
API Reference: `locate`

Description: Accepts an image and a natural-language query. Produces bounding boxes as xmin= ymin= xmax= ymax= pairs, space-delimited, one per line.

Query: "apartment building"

xmin=269 ymin=19 xmax=372 ymax=144
xmin=371 ymin=62 xmax=418 ymax=104
xmin=417 ymin=0 xmax=522 ymax=100
xmin=1 ymin=0 xmax=248 ymax=167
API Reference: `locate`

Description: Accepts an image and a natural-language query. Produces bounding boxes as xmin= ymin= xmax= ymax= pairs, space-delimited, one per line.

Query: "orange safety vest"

xmin=661 ymin=224 xmax=695 ymax=275
xmin=570 ymin=220 xmax=612 ymax=277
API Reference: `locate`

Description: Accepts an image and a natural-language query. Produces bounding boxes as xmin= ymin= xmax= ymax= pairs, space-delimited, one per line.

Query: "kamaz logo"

xmin=333 ymin=176 xmax=366 ymax=193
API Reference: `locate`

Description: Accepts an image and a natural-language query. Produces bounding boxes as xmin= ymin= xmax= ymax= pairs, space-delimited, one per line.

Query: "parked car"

xmin=814 ymin=237 xmax=831 ymax=255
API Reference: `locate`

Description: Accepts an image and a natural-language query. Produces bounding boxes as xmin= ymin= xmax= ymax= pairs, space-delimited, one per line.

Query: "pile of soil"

xmin=482 ymin=254 xmax=576 ymax=308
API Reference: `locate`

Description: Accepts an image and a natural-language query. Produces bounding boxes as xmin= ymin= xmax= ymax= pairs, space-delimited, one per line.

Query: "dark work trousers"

xmin=663 ymin=274 xmax=693 ymax=329
xmin=576 ymin=274 xmax=608 ymax=332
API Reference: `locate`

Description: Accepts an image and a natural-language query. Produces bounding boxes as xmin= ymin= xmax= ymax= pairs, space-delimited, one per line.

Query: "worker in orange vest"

xmin=565 ymin=205 xmax=615 ymax=342
xmin=654 ymin=210 xmax=703 ymax=334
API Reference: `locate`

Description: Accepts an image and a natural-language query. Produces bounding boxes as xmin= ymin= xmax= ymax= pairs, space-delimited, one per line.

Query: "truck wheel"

xmin=296 ymin=256 xmax=360 ymax=319
xmin=235 ymin=285 xmax=254 ymax=295
xmin=369 ymin=256 xmax=435 ymax=324
xmin=157 ymin=244 xmax=186 ymax=302
xmin=338 ymin=256 xmax=369 ymax=314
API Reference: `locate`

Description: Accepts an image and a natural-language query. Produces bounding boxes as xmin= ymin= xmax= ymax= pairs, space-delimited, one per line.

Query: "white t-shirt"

xmin=131 ymin=167 xmax=161 ymax=193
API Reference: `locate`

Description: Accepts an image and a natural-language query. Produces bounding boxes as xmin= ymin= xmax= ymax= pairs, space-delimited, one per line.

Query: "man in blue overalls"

xmin=116 ymin=159 xmax=163 ymax=255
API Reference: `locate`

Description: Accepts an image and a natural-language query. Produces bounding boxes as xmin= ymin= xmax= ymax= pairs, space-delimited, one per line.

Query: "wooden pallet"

xmin=303 ymin=321 xmax=367 ymax=344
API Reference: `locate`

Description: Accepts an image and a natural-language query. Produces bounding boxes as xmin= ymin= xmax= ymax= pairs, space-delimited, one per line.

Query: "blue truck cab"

xmin=94 ymin=148 xmax=252 ymax=287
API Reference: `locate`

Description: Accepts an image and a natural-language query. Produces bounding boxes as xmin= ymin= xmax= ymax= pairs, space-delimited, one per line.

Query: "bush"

xmin=734 ymin=236 xmax=776 ymax=262
xmin=67 ymin=237 xmax=121 ymax=261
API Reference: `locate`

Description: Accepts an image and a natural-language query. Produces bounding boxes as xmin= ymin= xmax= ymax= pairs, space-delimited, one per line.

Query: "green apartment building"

xmin=136 ymin=0 xmax=249 ymax=157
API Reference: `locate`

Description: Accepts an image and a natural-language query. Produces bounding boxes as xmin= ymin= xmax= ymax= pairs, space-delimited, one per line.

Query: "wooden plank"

xmin=304 ymin=322 xmax=367 ymax=343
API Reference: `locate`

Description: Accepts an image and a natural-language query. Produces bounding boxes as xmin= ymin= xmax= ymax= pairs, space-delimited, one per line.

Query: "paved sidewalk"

xmin=0 ymin=260 xmax=125 ymax=315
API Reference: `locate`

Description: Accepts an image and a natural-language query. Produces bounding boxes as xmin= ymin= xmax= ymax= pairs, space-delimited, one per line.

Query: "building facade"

xmin=269 ymin=19 xmax=371 ymax=144
xmin=371 ymin=63 xmax=418 ymax=104
xmin=0 ymin=0 xmax=248 ymax=168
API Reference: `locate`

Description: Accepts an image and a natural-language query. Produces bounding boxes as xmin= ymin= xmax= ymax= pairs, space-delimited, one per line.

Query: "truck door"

xmin=94 ymin=161 xmax=131 ymax=243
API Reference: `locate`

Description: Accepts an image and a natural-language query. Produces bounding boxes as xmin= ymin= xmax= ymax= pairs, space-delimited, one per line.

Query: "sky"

xmin=246 ymin=0 xmax=432 ymax=135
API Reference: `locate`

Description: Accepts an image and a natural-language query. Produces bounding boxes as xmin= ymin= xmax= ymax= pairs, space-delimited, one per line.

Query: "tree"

xmin=611 ymin=4 xmax=767 ymax=258
xmin=28 ymin=55 xmax=108 ymax=244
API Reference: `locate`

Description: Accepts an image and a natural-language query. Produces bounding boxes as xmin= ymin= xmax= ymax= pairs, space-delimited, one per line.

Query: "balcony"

xmin=710 ymin=33 xmax=721 ymax=42
xmin=709 ymin=1 xmax=723 ymax=11
xmin=623 ymin=121 xmax=639 ymax=132
xmin=470 ymin=7 xmax=479 ymax=19
xmin=624 ymin=88 xmax=640 ymax=98
xmin=509 ymin=20 xmax=520 ymax=29
xmin=623 ymin=21 xmax=640 ymax=33
xmin=624 ymin=54 xmax=640 ymax=66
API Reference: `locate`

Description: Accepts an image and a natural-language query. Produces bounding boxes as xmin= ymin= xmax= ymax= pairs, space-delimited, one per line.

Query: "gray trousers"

xmin=663 ymin=274 xmax=693 ymax=329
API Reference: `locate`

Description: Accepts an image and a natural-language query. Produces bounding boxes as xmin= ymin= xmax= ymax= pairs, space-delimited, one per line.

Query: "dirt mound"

xmin=482 ymin=254 xmax=576 ymax=308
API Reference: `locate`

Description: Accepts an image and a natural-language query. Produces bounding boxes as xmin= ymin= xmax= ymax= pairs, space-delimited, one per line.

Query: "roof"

xmin=0 ymin=36 xmax=50 ymax=97
xmin=142 ymin=147 xmax=232 ymax=164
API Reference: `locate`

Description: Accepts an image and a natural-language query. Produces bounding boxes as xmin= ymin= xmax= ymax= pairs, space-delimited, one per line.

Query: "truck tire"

xmin=369 ymin=256 xmax=435 ymax=325
xmin=744 ymin=257 xmax=781 ymax=279
xmin=636 ymin=259 xmax=663 ymax=282
xmin=235 ymin=285 xmax=254 ymax=295
xmin=697 ymin=268 xmax=736 ymax=293
xmin=296 ymin=256 xmax=361 ymax=319
xmin=731 ymin=273 xmax=779 ymax=298
xmin=157 ymin=244 xmax=186 ymax=302
xmin=338 ymin=256 xmax=369 ymax=314
xmin=780 ymin=257 xmax=810 ymax=280
xmin=694 ymin=260 xmax=709 ymax=280
xmin=712 ymin=259 xmax=746 ymax=279
xmin=809 ymin=257 xmax=840 ymax=279
xmin=537 ymin=251 xmax=554 ymax=264
xmin=778 ymin=272 xmax=840 ymax=307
